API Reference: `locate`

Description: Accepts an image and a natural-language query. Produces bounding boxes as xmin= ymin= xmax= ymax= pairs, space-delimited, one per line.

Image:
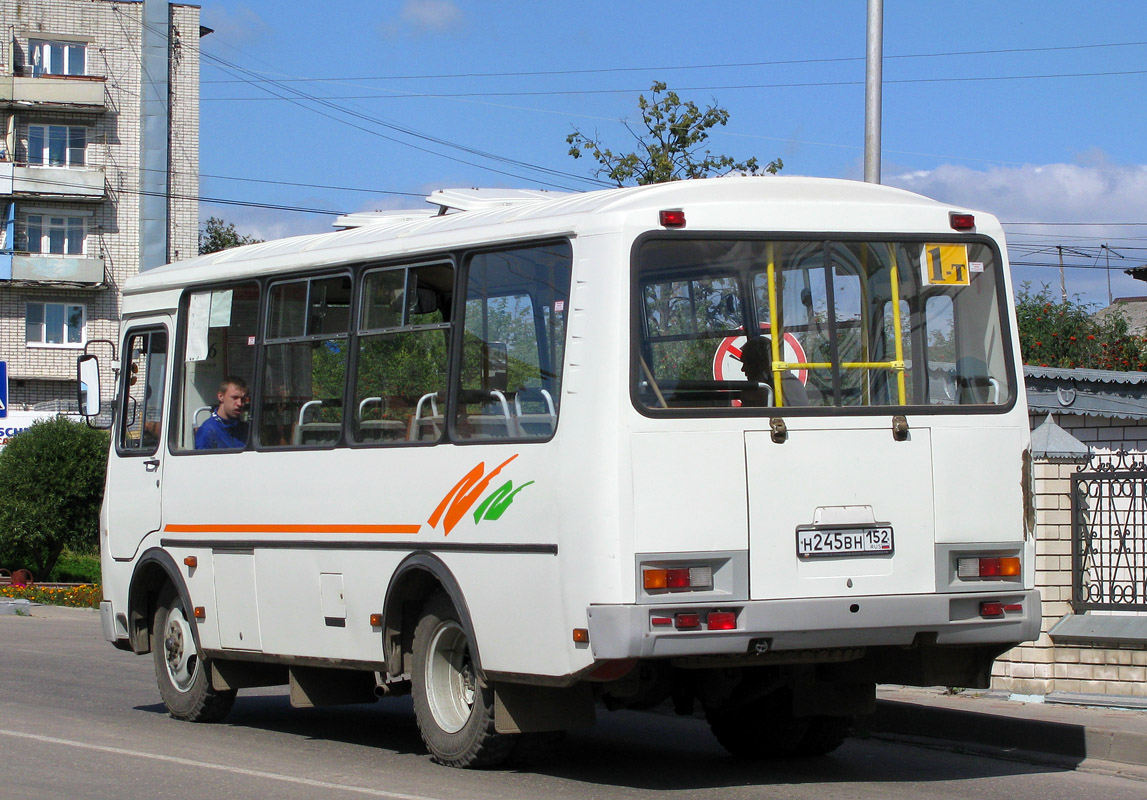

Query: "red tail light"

xmin=675 ymin=613 xmax=701 ymax=629
xmin=659 ymin=209 xmax=686 ymax=228
xmin=950 ymin=212 xmax=975 ymax=230
xmin=707 ymin=611 xmax=737 ymax=630
xmin=980 ymin=602 xmax=1005 ymax=618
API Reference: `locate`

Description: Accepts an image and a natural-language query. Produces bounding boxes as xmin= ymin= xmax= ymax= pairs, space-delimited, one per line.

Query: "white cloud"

xmin=886 ymin=160 xmax=1147 ymax=305
xmin=381 ymin=0 xmax=463 ymax=39
xmin=200 ymin=4 xmax=268 ymax=45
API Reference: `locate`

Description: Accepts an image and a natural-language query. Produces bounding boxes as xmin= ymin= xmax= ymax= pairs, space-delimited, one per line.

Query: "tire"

xmin=706 ymin=690 xmax=809 ymax=760
xmin=792 ymin=715 xmax=852 ymax=757
xmin=152 ymin=584 xmax=235 ymax=722
xmin=411 ymin=593 xmax=515 ymax=768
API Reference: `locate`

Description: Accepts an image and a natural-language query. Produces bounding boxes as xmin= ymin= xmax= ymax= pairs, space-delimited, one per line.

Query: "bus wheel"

xmin=152 ymin=584 xmax=235 ymax=722
xmin=706 ymin=691 xmax=809 ymax=759
xmin=792 ymin=715 xmax=852 ymax=757
xmin=411 ymin=594 xmax=514 ymax=768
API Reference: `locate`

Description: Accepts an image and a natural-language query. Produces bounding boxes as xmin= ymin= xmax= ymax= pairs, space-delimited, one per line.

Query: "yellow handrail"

xmin=766 ymin=242 xmax=784 ymax=407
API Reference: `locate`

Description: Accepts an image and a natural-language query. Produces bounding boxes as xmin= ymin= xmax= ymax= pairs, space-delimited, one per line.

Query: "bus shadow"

xmin=531 ymin=709 xmax=1075 ymax=791
xmin=135 ymin=692 xmax=426 ymax=757
xmin=135 ymin=696 xmax=1073 ymax=790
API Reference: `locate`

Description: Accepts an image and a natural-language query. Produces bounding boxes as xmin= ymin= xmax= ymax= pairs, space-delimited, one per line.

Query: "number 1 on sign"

xmin=923 ymin=244 xmax=970 ymax=286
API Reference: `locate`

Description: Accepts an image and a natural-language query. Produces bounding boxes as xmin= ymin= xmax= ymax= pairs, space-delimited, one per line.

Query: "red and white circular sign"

xmin=712 ymin=330 xmax=808 ymax=384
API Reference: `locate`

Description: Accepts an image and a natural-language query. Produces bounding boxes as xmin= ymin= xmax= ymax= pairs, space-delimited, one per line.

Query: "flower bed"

xmin=0 ymin=584 xmax=101 ymax=609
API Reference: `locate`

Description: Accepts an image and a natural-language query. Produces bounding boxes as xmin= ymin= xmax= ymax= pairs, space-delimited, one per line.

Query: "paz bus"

xmin=79 ymin=177 xmax=1039 ymax=767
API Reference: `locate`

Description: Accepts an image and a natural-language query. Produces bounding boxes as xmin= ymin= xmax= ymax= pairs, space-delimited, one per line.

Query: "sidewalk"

xmin=859 ymin=685 xmax=1147 ymax=774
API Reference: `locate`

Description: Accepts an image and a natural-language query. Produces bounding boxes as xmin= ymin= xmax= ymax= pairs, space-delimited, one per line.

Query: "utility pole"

xmin=864 ymin=0 xmax=883 ymax=184
xmin=1105 ymin=244 xmax=1112 ymax=306
xmin=1058 ymin=245 xmax=1067 ymax=302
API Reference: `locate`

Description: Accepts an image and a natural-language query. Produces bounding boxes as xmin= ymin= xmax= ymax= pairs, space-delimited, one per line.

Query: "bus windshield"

xmin=634 ymin=236 xmax=1014 ymax=412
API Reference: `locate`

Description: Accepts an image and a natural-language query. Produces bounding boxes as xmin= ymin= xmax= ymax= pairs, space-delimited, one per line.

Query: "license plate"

xmin=796 ymin=525 xmax=894 ymax=558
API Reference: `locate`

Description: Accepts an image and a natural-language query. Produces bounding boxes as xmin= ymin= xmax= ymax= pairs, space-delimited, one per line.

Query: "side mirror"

xmin=77 ymin=354 xmax=101 ymax=417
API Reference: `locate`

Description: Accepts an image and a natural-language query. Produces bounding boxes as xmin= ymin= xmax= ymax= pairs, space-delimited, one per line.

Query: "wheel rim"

xmin=163 ymin=602 xmax=198 ymax=693
xmin=424 ymin=620 xmax=475 ymax=734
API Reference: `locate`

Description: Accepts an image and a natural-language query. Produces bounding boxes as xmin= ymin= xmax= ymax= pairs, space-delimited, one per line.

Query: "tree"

xmin=1015 ymin=285 xmax=1147 ymax=371
xmin=199 ymin=216 xmax=263 ymax=255
xmin=0 ymin=417 xmax=109 ymax=579
xmin=566 ymin=81 xmax=782 ymax=186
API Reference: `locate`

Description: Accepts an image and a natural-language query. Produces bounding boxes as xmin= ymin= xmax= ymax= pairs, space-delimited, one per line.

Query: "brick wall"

xmin=992 ymin=413 xmax=1147 ymax=698
xmin=0 ymin=0 xmax=199 ymax=411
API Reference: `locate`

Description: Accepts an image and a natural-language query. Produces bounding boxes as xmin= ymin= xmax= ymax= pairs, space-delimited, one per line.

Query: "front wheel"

xmin=411 ymin=593 xmax=515 ymax=768
xmin=152 ymin=584 xmax=235 ymax=722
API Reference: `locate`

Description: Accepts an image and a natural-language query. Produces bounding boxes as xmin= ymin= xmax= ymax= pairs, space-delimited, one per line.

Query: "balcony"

xmin=0 ymin=161 xmax=105 ymax=199
xmin=7 ymin=253 xmax=104 ymax=285
xmin=0 ymin=73 xmax=106 ymax=111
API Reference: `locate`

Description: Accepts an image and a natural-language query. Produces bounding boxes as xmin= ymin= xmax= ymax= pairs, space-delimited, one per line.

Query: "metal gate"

xmin=1071 ymin=451 xmax=1147 ymax=611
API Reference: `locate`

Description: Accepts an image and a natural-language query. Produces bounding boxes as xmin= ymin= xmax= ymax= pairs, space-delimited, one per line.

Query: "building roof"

xmin=1092 ymin=296 xmax=1147 ymax=334
xmin=1029 ymin=414 xmax=1090 ymax=462
xmin=1024 ymin=364 xmax=1147 ymax=420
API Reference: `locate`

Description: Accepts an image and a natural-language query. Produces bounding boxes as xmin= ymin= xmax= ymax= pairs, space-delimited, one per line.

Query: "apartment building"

xmin=0 ymin=0 xmax=200 ymax=412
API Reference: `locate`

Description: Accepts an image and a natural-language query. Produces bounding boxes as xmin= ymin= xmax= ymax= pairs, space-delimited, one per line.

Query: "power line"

xmin=201 ymin=68 xmax=1147 ymax=102
xmin=200 ymin=40 xmax=1147 ymax=84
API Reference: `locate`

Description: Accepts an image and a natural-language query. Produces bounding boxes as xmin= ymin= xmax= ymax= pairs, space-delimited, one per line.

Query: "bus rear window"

xmin=634 ymin=237 xmax=1014 ymax=413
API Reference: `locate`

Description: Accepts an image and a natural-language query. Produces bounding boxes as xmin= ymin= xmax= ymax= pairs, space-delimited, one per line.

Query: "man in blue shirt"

xmin=195 ymin=376 xmax=249 ymax=449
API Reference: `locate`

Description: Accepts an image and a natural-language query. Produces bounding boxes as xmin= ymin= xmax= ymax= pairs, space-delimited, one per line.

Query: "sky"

xmin=195 ymin=0 xmax=1147 ymax=308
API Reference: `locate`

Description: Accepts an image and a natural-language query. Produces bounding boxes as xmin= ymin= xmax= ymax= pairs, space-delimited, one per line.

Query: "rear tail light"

xmin=980 ymin=602 xmax=1005 ymax=617
xmin=958 ymin=556 xmax=1021 ymax=580
xmin=707 ymin=611 xmax=737 ymax=630
xmin=675 ymin=613 xmax=701 ymax=629
xmin=980 ymin=601 xmax=1023 ymax=618
xmin=644 ymin=565 xmax=714 ymax=592
xmin=950 ymin=212 xmax=975 ymax=230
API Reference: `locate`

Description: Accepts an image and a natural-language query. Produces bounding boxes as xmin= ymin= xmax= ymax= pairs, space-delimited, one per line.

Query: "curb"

xmin=0 ymin=598 xmax=32 ymax=616
xmin=857 ymin=697 xmax=1147 ymax=770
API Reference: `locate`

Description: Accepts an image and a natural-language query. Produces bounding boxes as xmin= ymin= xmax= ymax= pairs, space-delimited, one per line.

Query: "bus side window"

xmin=353 ymin=263 xmax=453 ymax=445
xmin=119 ymin=329 xmax=167 ymax=454
xmin=455 ymin=242 xmax=572 ymax=441
xmin=259 ymin=275 xmax=350 ymax=448
xmin=177 ymin=283 xmax=259 ymax=451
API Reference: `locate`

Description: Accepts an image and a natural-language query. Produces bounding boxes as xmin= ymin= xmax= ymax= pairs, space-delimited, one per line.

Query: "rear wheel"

xmin=792 ymin=715 xmax=852 ymax=757
xmin=706 ymin=690 xmax=809 ymax=759
xmin=152 ymin=584 xmax=235 ymax=722
xmin=411 ymin=593 xmax=515 ymax=768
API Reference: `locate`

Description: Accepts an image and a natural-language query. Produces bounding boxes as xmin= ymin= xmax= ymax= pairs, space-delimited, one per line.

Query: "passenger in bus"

xmin=195 ymin=376 xmax=250 ymax=449
xmin=739 ymin=337 xmax=809 ymax=407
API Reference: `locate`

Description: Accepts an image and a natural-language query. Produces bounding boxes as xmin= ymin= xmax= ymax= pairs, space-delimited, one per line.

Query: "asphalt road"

xmin=2 ymin=605 xmax=1144 ymax=800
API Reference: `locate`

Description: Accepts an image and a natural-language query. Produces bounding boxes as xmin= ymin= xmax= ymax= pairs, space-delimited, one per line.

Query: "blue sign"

xmin=0 ymin=361 xmax=7 ymax=418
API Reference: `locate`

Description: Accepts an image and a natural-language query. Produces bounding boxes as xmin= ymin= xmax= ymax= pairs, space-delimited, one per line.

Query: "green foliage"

xmin=198 ymin=216 xmax=263 ymax=255
xmin=0 ymin=418 xmax=109 ymax=579
xmin=1016 ymin=285 xmax=1147 ymax=371
xmin=48 ymin=548 xmax=101 ymax=583
xmin=566 ymin=81 xmax=782 ymax=186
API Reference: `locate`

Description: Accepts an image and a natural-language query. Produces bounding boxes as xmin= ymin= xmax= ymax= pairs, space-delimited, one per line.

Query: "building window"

xmin=26 ymin=302 xmax=85 ymax=346
xmin=29 ymin=40 xmax=86 ymax=76
xmin=27 ymin=125 xmax=86 ymax=167
xmin=23 ymin=214 xmax=85 ymax=255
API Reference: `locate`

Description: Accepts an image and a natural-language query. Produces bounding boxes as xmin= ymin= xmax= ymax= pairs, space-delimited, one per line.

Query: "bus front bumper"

xmin=586 ymin=589 xmax=1041 ymax=659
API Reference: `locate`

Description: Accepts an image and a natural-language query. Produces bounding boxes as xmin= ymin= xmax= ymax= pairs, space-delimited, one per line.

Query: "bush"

xmin=48 ymin=548 xmax=102 ymax=583
xmin=0 ymin=417 xmax=109 ymax=579
xmin=1016 ymin=285 xmax=1147 ymax=371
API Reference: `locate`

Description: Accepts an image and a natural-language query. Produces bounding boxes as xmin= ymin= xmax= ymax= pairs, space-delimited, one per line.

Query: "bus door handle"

xmin=144 ymin=458 xmax=160 ymax=472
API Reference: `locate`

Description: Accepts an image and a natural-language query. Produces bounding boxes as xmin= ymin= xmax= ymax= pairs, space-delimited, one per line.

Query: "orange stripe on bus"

xmin=163 ymin=524 xmax=421 ymax=535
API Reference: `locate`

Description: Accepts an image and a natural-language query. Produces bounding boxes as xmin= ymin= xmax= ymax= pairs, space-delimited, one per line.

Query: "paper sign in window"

xmin=922 ymin=244 xmax=971 ymax=286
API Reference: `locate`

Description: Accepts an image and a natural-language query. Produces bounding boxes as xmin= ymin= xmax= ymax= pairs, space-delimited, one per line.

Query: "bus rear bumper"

xmin=586 ymin=589 xmax=1041 ymax=659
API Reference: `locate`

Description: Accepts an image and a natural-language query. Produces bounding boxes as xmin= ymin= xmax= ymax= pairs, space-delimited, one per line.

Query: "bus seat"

xmin=293 ymin=400 xmax=340 ymax=446
xmin=514 ymin=387 xmax=557 ymax=437
xmin=410 ymin=392 xmax=444 ymax=442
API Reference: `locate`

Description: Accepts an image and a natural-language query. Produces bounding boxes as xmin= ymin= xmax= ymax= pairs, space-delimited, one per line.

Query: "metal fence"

xmin=1071 ymin=451 xmax=1147 ymax=612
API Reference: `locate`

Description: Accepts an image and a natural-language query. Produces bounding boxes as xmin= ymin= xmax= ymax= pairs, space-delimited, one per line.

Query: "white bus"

xmin=80 ymin=177 xmax=1040 ymax=767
